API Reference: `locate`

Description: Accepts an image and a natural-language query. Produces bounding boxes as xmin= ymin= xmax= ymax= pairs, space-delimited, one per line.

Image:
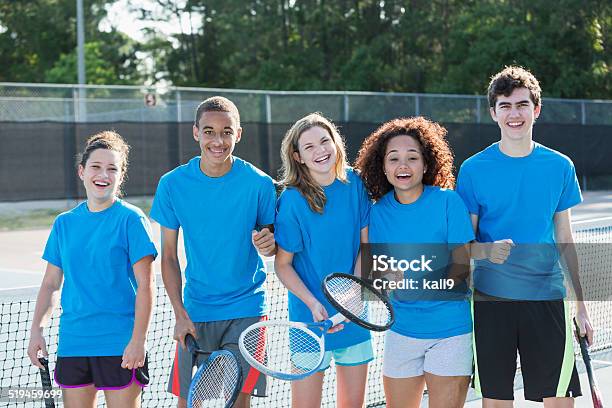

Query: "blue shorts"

xmin=319 ymin=340 xmax=374 ymax=371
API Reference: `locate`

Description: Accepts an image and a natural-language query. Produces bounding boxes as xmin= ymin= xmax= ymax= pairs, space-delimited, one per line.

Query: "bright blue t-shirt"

xmin=456 ymin=142 xmax=582 ymax=300
xmin=150 ymin=156 xmax=276 ymax=322
xmin=43 ymin=199 xmax=157 ymax=357
xmin=274 ymin=169 xmax=371 ymax=350
xmin=368 ymin=186 xmax=474 ymax=339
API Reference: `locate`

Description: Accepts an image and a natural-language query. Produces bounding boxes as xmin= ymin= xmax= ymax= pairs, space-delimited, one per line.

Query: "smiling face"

xmin=293 ymin=126 xmax=338 ymax=184
xmin=193 ymin=111 xmax=242 ymax=175
xmin=383 ymin=135 xmax=426 ymax=194
xmin=78 ymin=148 xmax=123 ymax=206
xmin=490 ymin=87 xmax=541 ymax=142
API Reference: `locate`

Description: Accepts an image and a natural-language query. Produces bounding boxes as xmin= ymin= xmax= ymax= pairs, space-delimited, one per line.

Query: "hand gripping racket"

xmin=184 ymin=334 xmax=243 ymax=408
xmin=322 ymin=272 xmax=395 ymax=332
xmin=239 ymin=273 xmax=394 ymax=381
xmin=574 ymin=319 xmax=604 ymax=408
xmin=238 ymin=313 xmax=346 ymax=381
xmin=38 ymin=357 xmax=55 ymax=408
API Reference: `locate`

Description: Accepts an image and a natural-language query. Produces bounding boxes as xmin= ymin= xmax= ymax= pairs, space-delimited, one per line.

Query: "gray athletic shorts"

xmin=383 ymin=330 xmax=473 ymax=378
xmin=167 ymin=316 xmax=267 ymax=399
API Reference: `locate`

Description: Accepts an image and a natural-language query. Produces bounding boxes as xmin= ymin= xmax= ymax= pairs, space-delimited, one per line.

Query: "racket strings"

xmin=242 ymin=325 xmax=323 ymax=376
xmin=325 ymin=277 xmax=392 ymax=327
xmin=191 ymin=353 xmax=240 ymax=405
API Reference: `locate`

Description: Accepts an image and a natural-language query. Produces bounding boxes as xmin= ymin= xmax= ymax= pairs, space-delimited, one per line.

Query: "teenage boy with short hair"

xmin=151 ymin=96 xmax=277 ymax=408
xmin=457 ymin=66 xmax=594 ymax=407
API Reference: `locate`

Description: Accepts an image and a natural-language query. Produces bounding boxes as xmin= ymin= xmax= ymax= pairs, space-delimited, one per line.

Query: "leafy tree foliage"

xmin=1 ymin=0 xmax=608 ymax=99
xmin=0 ymin=0 xmax=142 ymax=84
xmin=136 ymin=0 xmax=608 ymax=98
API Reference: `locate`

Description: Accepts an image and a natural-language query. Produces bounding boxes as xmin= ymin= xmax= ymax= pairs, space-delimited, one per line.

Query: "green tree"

xmin=433 ymin=0 xmax=610 ymax=99
xmin=45 ymin=40 xmax=140 ymax=84
xmin=0 ymin=0 xmax=142 ymax=84
xmin=135 ymin=0 xmax=609 ymax=98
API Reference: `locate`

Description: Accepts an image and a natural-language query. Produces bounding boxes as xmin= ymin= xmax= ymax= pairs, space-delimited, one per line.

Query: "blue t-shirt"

xmin=43 ymin=200 xmax=158 ymax=357
xmin=456 ymin=142 xmax=582 ymax=300
xmin=369 ymin=186 xmax=474 ymax=339
xmin=150 ymin=156 xmax=276 ymax=322
xmin=275 ymin=169 xmax=371 ymax=350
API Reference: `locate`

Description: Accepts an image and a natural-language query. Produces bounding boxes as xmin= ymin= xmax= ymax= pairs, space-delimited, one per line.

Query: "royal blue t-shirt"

xmin=369 ymin=186 xmax=474 ymax=339
xmin=43 ymin=200 xmax=158 ymax=357
xmin=275 ymin=169 xmax=371 ymax=350
xmin=150 ymin=156 xmax=276 ymax=322
xmin=456 ymin=142 xmax=582 ymax=300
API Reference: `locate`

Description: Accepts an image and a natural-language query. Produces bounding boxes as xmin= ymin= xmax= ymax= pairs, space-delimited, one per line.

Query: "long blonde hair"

xmin=280 ymin=113 xmax=349 ymax=214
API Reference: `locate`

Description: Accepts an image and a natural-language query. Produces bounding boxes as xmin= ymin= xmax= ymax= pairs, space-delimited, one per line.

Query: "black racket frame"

xmin=322 ymin=272 xmax=395 ymax=332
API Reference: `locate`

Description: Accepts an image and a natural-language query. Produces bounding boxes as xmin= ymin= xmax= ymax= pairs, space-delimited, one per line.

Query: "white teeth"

xmin=397 ymin=173 xmax=410 ymax=177
xmin=314 ymin=155 xmax=330 ymax=163
xmin=94 ymin=181 xmax=109 ymax=186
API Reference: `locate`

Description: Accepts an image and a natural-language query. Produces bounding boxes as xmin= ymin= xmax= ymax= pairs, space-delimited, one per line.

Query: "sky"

xmin=100 ymin=0 xmax=205 ymax=86
xmin=102 ymin=0 xmax=201 ymax=42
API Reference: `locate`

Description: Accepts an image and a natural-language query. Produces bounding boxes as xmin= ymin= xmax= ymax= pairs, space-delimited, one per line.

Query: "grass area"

xmin=0 ymin=198 xmax=153 ymax=232
xmin=0 ymin=209 xmax=63 ymax=231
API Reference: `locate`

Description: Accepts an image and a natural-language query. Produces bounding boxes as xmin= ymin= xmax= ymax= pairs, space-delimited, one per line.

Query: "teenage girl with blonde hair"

xmin=275 ymin=113 xmax=373 ymax=408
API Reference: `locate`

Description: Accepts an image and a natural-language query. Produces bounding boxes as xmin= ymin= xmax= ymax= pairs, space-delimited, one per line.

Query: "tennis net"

xmin=1 ymin=218 xmax=610 ymax=407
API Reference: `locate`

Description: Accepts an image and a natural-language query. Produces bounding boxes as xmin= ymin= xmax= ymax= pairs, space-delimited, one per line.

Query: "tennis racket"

xmin=238 ymin=313 xmax=345 ymax=381
xmin=574 ymin=319 xmax=604 ymax=408
xmin=184 ymin=334 xmax=242 ymax=408
xmin=38 ymin=357 xmax=55 ymax=408
xmin=322 ymin=272 xmax=395 ymax=331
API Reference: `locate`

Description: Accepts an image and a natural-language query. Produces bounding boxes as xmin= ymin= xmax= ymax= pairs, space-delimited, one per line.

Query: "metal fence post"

xmin=265 ymin=94 xmax=272 ymax=124
xmin=581 ymin=101 xmax=588 ymax=191
xmin=343 ymin=93 xmax=349 ymax=122
xmin=175 ymin=88 xmax=183 ymax=164
xmin=176 ymin=88 xmax=182 ymax=123
xmin=78 ymin=86 xmax=87 ymax=122
xmin=415 ymin=94 xmax=420 ymax=116
xmin=476 ymin=97 xmax=481 ymax=124
xmin=64 ymin=95 xmax=72 ymax=122
xmin=72 ymin=87 xmax=79 ymax=123
xmin=70 ymin=85 xmax=87 ymax=122
xmin=265 ymin=93 xmax=274 ymax=176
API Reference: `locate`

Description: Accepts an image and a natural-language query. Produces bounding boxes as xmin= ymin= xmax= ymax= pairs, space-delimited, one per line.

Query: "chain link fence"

xmin=1 ymin=83 xmax=610 ymax=125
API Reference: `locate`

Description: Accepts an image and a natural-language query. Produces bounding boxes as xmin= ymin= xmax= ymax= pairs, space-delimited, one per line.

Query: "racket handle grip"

xmin=185 ymin=334 xmax=199 ymax=354
xmin=329 ymin=313 xmax=345 ymax=327
xmin=573 ymin=318 xmax=591 ymax=361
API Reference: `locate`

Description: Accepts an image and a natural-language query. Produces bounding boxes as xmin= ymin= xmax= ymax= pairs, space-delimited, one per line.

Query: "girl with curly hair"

xmin=356 ymin=117 xmax=474 ymax=408
xmin=275 ymin=113 xmax=373 ymax=407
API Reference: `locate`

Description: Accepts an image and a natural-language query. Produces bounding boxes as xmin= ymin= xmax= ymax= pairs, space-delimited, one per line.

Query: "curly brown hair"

xmin=355 ymin=117 xmax=455 ymax=201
